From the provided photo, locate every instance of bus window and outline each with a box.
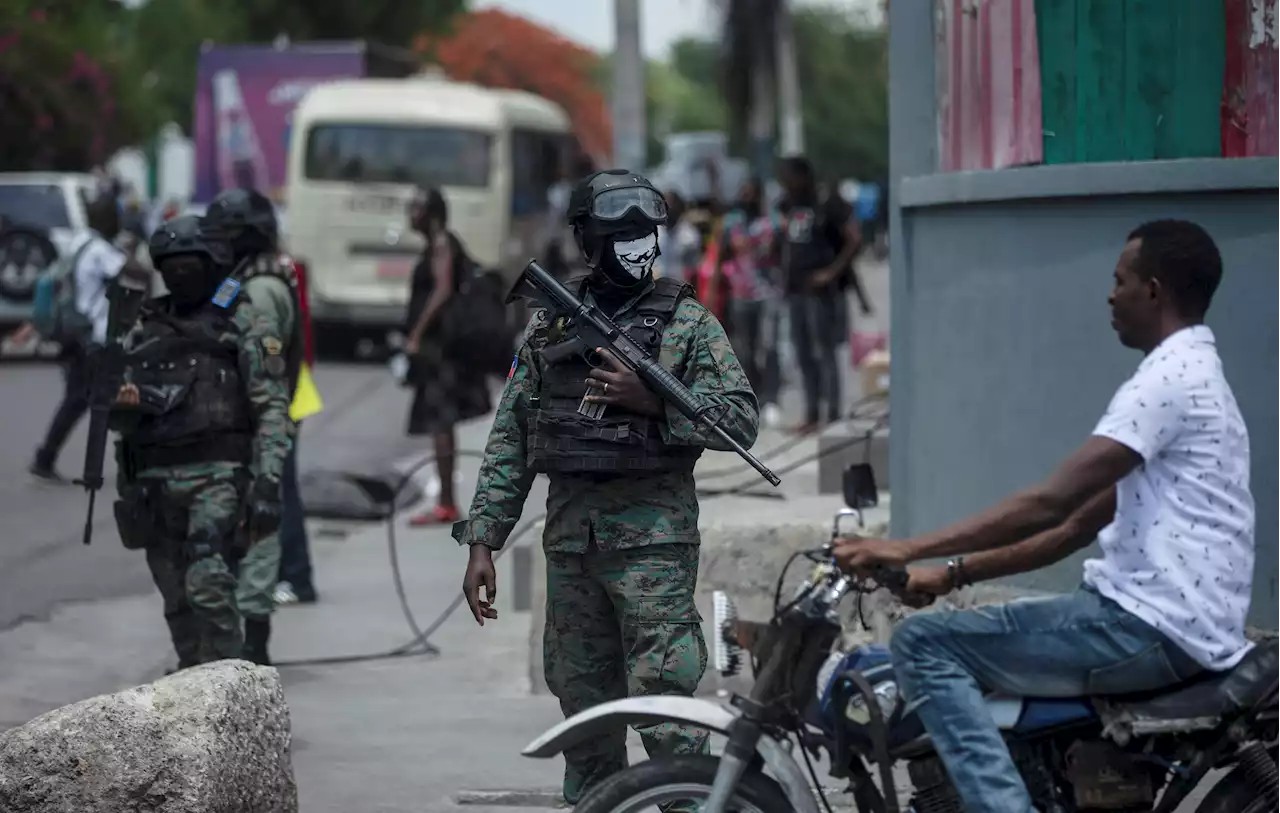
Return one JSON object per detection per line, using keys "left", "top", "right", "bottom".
{"left": 511, "top": 129, "right": 566, "bottom": 217}
{"left": 304, "top": 124, "right": 494, "bottom": 188}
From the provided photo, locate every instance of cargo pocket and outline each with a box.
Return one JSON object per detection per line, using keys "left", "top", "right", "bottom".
{"left": 625, "top": 594, "right": 708, "bottom": 697}
{"left": 1086, "top": 643, "right": 1183, "bottom": 696}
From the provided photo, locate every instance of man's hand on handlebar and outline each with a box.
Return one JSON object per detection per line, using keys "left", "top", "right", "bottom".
{"left": 833, "top": 535, "right": 911, "bottom": 575}
{"left": 834, "top": 536, "right": 940, "bottom": 607}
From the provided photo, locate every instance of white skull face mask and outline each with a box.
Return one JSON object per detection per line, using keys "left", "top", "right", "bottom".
{"left": 611, "top": 233, "right": 659, "bottom": 279}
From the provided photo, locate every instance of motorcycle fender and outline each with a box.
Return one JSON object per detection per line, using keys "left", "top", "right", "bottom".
{"left": 522, "top": 697, "right": 821, "bottom": 813}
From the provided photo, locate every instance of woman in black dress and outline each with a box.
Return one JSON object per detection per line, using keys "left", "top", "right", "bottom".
{"left": 403, "top": 187, "right": 492, "bottom": 525}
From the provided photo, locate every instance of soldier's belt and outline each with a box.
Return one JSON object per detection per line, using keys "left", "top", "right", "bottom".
{"left": 129, "top": 434, "right": 253, "bottom": 470}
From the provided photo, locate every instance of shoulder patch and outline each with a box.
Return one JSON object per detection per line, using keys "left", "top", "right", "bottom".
{"left": 262, "top": 336, "right": 283, "bottom": 355}
{"left": 506, "top": 353, "right": 519, "bottom": 381}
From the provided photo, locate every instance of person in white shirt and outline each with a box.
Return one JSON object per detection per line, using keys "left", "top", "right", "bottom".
{"left": 835, "top": 219, "right": 1254, "bottom": 812}
{"left": 26, "top": 185, "right": 150, "bottom": 482}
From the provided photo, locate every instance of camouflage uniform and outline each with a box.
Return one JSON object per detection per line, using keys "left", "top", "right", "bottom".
{"left": 232, "top": 259, "right": 300, "bottom": 623}
{"left": 113, "top": 296, "right": 293, "bottom": 665}
{"left": 454, "top": 281, "right": 759, "bottom": 803}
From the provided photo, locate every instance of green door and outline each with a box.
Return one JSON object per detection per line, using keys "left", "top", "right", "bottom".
{"left": 1036, "top": 0, "right": 1226, "bottom": 164}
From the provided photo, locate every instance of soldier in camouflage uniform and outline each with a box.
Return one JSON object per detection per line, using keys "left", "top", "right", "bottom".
{"left": 457, "top": 170, "right": 759, "bottom": 808}
{"left": 110, "top": 215, "right": 292, "bottom": 669}
{"left": 204, "top": 188, "right": 305, "bottom": 666}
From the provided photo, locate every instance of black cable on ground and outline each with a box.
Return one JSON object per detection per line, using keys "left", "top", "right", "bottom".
{"left": 276, "top": 399, "right": 889, "bottom": 668}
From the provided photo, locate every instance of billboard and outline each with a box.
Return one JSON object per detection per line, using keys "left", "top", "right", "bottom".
{"left": 192, "top": 45, "right": 367, "bottom": 204}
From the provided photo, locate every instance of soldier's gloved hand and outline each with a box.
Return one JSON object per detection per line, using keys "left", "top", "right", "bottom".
{"left": 246, "top": 477, "right": 283, "bottom": 542}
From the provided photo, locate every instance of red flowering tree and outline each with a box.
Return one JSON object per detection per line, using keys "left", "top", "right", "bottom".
{"left": 415, "top": 9, "right": 613, "bottom": 163}
{"left": 0, "top": 3, "right": 154, "bottom": 171}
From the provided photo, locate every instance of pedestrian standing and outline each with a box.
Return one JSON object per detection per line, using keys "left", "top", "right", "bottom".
{"left": 777, "top": 156, "right": 861, "bottom": 433}
{"left": 27, "top": 184, "right": 149, "bottom": 481}
{"left": 112, "top": 216, "right": 292, "bottom": 670}
{"left": 204, "top": 188, "right": 315, "bottom": 663}
{"left": 723, "top": 177, "right": 784, "bottom": 427}
{"left": 458, "top": 169, "right": 760, "bottom": 812}
{"left": 403, "top": 187, "right": 493, "bottom": 526}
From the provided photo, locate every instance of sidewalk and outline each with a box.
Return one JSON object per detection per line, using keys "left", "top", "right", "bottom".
{"left": 271, "top": 430, "right": 846, "bottom": 812}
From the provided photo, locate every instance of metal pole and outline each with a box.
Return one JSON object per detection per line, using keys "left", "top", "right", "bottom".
{"left": 611, "top": 0, "right": 647, "bottom": 172}
{"left": 748, "top": 25, "right": 777, "bottom": 179}
{"left": 775, "top": 0, "right": 805, "bottom": 156}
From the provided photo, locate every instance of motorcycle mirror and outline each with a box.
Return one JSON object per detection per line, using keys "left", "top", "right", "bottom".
{"left": 843, "top": 462, "right": 878, "bottom": 510}
{"left": 832, "top": 508, "right": 864, "bottom": 540}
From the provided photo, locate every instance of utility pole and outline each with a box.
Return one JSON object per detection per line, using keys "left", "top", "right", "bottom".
{"left": 775, "top": 0, "right": 805, "bottom": 156}
{"left": 611, "top": 0, "right": 647, "bottom": 172}
{"left": 748, "top": 24, "right": 777, "bottom": 179}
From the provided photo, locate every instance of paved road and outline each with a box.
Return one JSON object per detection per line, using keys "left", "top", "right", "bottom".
{"left": 0, "top": 257, "right": 889, "bottom": 726}
{"left": 0, "top": 361, "right": 415, "bottom": 633}
{"left": 0, "top": 256, "right": 890, "bottom": 634}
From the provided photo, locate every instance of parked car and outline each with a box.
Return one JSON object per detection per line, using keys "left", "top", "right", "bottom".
{"left": 0, "top": 173, "right": 100, "bottom": 331}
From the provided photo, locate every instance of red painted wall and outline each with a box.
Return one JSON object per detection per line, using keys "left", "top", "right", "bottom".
{"left": 1223, "top": 0, "right": 1279, "bottom": 157}
{"left": 937, "top": 0, "right": 1045, "bottom": 172}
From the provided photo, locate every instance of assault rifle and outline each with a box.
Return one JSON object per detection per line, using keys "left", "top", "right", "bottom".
{"left": 507, "top": 259, "right": 780, "bottom": 487}
{"left": 76, "top": 277, "right": 148, "bottom": 545}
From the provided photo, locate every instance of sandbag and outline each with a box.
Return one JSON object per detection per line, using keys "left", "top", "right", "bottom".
{"left": 299, "top": 468, "right": 425, "bottom": 521}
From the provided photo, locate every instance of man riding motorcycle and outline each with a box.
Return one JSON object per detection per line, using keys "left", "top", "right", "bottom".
{"left": 836, "top": 219, "right": 1256, "bottom": 812}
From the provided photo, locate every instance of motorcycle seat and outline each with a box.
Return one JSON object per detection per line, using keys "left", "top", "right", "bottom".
{"left": 1101, "top": 637, "right": 1278, "bottom": 722}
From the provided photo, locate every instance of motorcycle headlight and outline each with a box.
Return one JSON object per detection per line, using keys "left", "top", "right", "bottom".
{"left": 712, "top": 590, "right": 743, "bottom": 678}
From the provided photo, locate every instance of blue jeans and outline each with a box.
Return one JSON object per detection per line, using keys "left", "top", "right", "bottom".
{"left": 276, "top": 434, "right": 312, "bottom": 591}
{"left": 890, "top": 585, "right": 1203, "bottom": 813}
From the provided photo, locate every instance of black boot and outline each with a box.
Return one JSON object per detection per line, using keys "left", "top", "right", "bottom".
{"left": 242, "top": 617, "right": 272, "bottom": 666}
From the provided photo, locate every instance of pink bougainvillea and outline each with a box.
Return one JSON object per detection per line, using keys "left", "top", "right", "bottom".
{"left": 0, "top": 9, "right": 137, "bottom": 171}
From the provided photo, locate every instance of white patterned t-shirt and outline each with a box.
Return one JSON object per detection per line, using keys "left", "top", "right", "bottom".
{"left": 1083, "top": 326, "right": 1255, "bottom": 671}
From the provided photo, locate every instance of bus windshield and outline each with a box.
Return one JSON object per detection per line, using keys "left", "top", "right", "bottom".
{"left": 303, "top": 124, "right": 493, "bottom": 188}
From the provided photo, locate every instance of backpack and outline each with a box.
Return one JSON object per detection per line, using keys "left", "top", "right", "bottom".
{"left": 31, "top": 237, "right": 95, "bottom": 346}
{"left": 438, "top": 253, "right": 517, "bottom": 377}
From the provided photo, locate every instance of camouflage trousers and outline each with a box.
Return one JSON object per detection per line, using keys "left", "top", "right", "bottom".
{"left": 235, "top": 531, "right": 280, "bottom": 620}
{"left": 138, "top": 467, "right": 247, "bottom": 666}
{"left": 543, "top": 543, "right": 709, "bottom": 805}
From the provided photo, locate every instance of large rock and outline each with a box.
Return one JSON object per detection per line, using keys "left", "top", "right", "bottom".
{"left": 0, "top": 660, "right": 297, "bottom": 813}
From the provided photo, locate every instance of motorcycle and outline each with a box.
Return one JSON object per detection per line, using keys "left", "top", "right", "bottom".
{"left": 522, "top": 502, "right": 1279, "bottom": 813}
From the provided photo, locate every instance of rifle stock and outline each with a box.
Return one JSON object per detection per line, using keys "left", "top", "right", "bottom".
{"left": 76, "top": 278, "right": 147, "bottom": 545}
{"left": 509, "top": 260, "right": 780, "bottom": 487}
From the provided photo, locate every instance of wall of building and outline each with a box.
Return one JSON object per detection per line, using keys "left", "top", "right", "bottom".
{"left": 889, "top": 2, "right": 1279, "bottom": 627}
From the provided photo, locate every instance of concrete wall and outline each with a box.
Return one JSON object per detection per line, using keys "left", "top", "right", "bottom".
{"left": 888, "top": 2, "right": 1280, "bottom": 627}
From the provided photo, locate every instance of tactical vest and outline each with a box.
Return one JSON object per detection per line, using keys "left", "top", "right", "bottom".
{"left": 234, "top": 253, "right": 304, "bottom": 399}
{"left": 122, "top": 300, "right": 254, "bottom": 470}
{"left": 526, "top": 277, "right": 704, "bottom": 477}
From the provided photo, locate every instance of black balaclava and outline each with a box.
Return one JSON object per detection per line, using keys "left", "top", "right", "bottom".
{"left": 149, "top": 215, "right": 233, "bottom": 312}
{"left": 159, "top": 255, "right": 222, "bottom": 312}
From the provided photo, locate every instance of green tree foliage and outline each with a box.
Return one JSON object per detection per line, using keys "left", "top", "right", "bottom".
{"left": 792, "top": 7, "right": 887, "bottom": 182}
{"left": 0, "top": 0, "right": 158, "bottom": 171}
{"left": 707, "top": 1, "right": 888, "bottom": 181}
{"left": 124, "top": 0, "right": 463, "bottom": 135}
{"left": 1, "top": 0, "right": 466, "bottom": 171}
{"left": 214, "top": 0, "right": 464, "bottom": 49}
{"left": 121, "top": 0, "right": 245, "bottom": 133}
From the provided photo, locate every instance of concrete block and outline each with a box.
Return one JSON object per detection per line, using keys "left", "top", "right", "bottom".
{"left": 510, "top": 545, "right": 533, "bottom": 612}
{"left": 527, "top": 530, "right": 548, "bottom": 696}
{"left": 817, "top": 424, "right": 890, "bottom": 495}
{"left": 525, "top": 496, "right": 893, "bottom": 698}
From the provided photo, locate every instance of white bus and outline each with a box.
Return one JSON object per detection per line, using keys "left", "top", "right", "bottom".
{"left": 284, "top": 72, "right": 575, "bottom": 342}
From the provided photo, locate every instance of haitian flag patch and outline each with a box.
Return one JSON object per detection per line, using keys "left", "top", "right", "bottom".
{"left": 506, "top": 354, "right": 519, "bottom": 381}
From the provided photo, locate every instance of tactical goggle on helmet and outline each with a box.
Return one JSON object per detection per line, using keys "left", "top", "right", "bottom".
{"left": 590, "top": 184, "right": 668, "bottom": 223}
